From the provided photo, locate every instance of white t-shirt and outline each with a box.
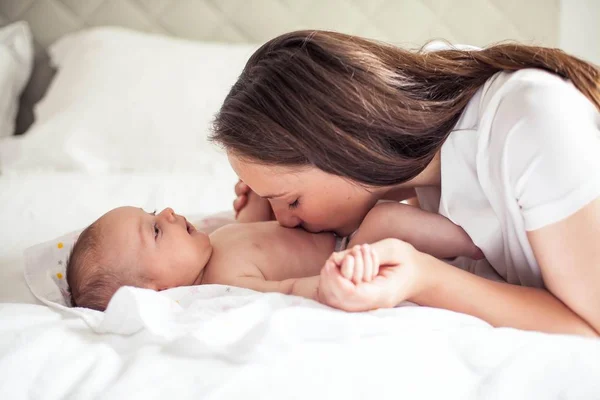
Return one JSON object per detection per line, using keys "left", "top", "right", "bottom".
{"left": 416, "top": 69, "right": 600, "bottom": 288}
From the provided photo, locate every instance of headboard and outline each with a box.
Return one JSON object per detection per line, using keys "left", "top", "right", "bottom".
{"left": 0, "top": 0, "right": 560, "bottom": 133}
{"left": 1, "top": 0, "right": 560, "bottom": 49}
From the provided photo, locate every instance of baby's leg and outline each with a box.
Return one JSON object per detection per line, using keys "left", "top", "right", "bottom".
{"left": 348, "top": 202, "right": 483, "bottom": 260}
{"left": 236, "top": 191, "right": 274, "bottom": 223}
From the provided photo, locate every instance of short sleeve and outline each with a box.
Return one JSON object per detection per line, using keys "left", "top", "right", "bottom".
{"left": 490, "top": 73, "right": 600, "bottom": 231}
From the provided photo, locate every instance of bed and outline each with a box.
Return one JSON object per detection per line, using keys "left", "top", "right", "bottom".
{"left": 1, "top": 1, "right": 600, "bottom": 399}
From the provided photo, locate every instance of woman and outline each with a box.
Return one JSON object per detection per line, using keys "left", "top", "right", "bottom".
{"left": 210, "top": 31, "right": 600, "bottom": 337}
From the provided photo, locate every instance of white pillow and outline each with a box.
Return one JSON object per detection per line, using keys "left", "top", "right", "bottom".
{"left": 0, "top": 27, "right": 257, "bottom": 173}
{"left": 0, "top": 21, "right": 33, "bottom": 138}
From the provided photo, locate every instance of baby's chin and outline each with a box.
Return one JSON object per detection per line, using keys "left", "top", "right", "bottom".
{"left": 192, "top": 230, "right": 211, "bottom": 247}
{"left": 195, "top": 233, "right": 213, "bottom": 262}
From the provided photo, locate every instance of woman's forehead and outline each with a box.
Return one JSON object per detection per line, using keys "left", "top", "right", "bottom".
{"left": 228, "top": 153, "right": 308, "bottom": 183}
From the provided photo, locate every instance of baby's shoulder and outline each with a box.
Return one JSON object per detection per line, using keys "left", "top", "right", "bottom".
{"left": 202, "top": 222, "right": 280, "bottom": 284}
{"left": 210, "top": 220, "right": 281, "bottom": 247}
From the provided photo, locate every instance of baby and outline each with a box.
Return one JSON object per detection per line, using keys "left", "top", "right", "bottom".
{"left": 67, "top": 193, "right": 483, "bottom": 311}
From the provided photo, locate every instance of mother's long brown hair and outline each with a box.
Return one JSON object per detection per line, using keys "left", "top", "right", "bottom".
{"left": 211, "top": 30, "right": 600, "bottom": 186}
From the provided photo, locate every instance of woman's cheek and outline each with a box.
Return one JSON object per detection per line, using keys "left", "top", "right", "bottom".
{"left": 305, "top": 201, "right": 331, "bottom": 220}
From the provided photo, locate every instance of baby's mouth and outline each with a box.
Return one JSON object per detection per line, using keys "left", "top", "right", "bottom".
{"left": 185, "top": 220, "right": 196, "bottom": 235}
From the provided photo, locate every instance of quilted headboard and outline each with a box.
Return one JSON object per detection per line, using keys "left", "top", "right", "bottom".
{"left": 0, "top": 0, "right": 560, "bottom": 49}
{"left": 0, "top": 0, "right": 560, "bottom": 134}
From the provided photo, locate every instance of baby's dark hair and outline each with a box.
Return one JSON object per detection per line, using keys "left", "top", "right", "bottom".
{"left": 66, "top": 221, "right": 137, "bottom": 311}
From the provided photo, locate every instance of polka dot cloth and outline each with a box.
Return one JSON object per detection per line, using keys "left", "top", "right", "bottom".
{"left": 23, "top": 230, "right": 81, "bottom": 307}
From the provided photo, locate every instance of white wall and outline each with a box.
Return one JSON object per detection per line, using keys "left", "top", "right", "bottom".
{"left": 559, "top": 0, "right": 600, "bottom": 64}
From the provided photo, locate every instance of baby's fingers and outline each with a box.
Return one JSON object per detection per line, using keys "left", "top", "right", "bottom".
{"left": 330, "top": 248, "right": 351, "bottom": 265}
{"left": 362, "top": 244, "right": 373, "bottom": 282}
{"left": 372, "top": 246, "right": 380, "bottom": 277}
{"left": 233, "top": 195, "right": 248, "bottom": 213}
{"left": 351, "top": 246, "right": 364, "bottom": 284}
{"left": 234, "top": 180, "right": 250, "bottom": 196}
{"left": 341, "top": 254, "right": 355, "bottom": 280}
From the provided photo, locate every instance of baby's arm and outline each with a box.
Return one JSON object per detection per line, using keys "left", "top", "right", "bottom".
{"left": 208, "top": 252, "right": 321, "bottom": 300}
{"left": 227, "top": 275, "right": 320, "bottom": 300}
{"left": 349, "top": 202, "right": 483, "bottom": 260}
{"left": 236, "top": 191, "right": 274, "bottom": 223}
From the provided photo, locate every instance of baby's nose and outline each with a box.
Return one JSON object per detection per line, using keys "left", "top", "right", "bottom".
{"left": 158, "top": 207, "right": 176, "bottom": 222}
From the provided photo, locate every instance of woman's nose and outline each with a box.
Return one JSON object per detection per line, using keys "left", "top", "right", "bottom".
{"left": 272, "top": 207, "right": 301, "bottom": 228}
{"left": 158, "top": 207, "right": 176, "bottom": 223}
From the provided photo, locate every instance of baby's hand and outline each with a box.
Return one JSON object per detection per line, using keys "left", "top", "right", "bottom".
{"left": 318, "top": 239, "right": 421, "bottom": 312}
{"left": 236, "top": 187, "right": 274, "bottom": 223}
{"left": 317, "top": 240, "right": 401, "bottom": 311}
{"left": 334, "top": 244, "right": 380, "bottom": 284}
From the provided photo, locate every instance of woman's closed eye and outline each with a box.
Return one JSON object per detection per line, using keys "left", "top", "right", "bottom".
{"left": 288, "top": 198, "right": 300, "bottom": 210}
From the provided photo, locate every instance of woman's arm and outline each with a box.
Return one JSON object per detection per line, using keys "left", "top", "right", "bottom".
{"left": 417, "top": 198, "right": 600, "bottom": 337}
{"left": 424, "top": 79, "right": 600, "bottom": 336}
{"left": 414, "top": 198, "right": 600, "bottom": 336}
{"left": 414, "top": 253, "right": 599, "bottom": 337}
{"left": 319, "top": 208, "right": 600, "bottom": 336}
{"left": 527, "top": 197, "right": 600, "bottom": 335}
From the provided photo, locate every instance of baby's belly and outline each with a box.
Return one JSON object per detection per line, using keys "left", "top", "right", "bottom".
{"left": 225, "top": 222, "right": 337, "bottom": 281}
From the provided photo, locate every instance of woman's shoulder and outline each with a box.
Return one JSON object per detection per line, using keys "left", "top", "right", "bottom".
{"left": 500, "top": 68, "right": 570, "bottom": 87}
{"left": 478, "top": 68, "right": 599, "bottom": 201}
{"left": 476, "top": 68, "right": 598, "bottom": 148}
{"left": 455, "top": 69, "right": 590, "bottom": 135}
{"left": 484, "top": 69, "right": 597, "bottom": 119}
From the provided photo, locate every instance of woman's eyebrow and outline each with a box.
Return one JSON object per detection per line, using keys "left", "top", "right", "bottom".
{"left": 261, "top": 192, "right": 288, "bottom": 199}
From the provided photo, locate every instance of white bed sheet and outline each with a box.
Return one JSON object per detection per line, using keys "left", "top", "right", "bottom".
{"left": 1, "top": 171, "right": 600, "bottom": 400}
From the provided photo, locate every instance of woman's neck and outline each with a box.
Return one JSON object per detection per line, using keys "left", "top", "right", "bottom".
{"left": 413, "top": 151, "right": 441, "bottom": 187}
{"left": 376, "top": 151, "right": 441, "bottom": 200}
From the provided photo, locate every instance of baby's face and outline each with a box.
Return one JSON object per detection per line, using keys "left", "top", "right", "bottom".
{"left": 98, "top": 206, "right": 212, "bottom": 290}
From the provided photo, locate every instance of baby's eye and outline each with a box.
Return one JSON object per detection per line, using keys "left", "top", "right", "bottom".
{"left": 288, "top": 199, "right": 300, "bottom": 210}
{"left": 154, "top": 224, "right": 160, "bottom": 239}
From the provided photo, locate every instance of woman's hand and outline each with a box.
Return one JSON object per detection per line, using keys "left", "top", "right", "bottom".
{"left": 317, "top": 239, "right": 427, "bottom": 312}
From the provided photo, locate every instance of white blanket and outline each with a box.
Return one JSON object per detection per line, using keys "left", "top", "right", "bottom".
{"left": 1, "top": 285, "right": 600, "bottom": 399}
{"left": 1, "top": 172, "right": 600, "bottom": 399}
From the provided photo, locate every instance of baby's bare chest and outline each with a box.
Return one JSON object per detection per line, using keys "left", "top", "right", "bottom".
{"left": 209, "top": 222, "right": 336, "bottom": 281}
